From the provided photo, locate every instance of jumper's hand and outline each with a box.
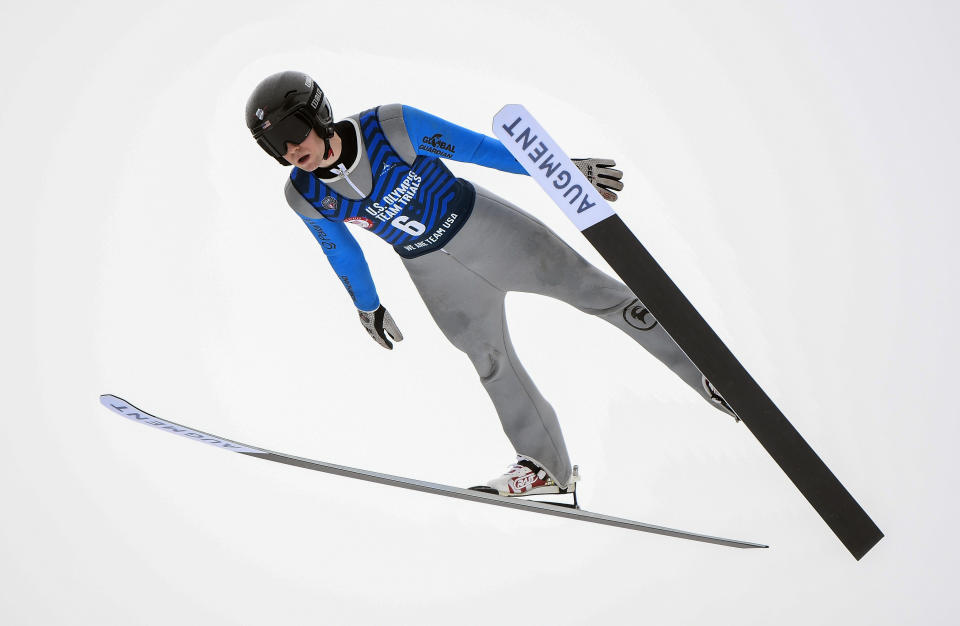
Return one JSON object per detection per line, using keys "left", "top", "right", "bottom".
{"left": 359, "top": 305, "right": 404, "bottom": 350}
{"left": 572, "top": 158, "right": 624, "bottom": 202}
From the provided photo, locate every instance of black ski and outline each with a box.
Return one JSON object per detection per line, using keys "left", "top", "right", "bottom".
{"left": 493, "top": 104, "right": 882, "bottom": 560}
{"left": 100, "top": 394, "right": 767, "bottom": 550}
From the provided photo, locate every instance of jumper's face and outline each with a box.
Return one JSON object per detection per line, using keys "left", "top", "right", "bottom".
{"left": 282, "top": 128, "right": 326, "bottom": 170}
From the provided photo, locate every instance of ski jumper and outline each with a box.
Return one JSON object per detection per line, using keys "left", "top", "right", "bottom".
{"left": 284, "top": 104, "right": 722, "bottom": 485}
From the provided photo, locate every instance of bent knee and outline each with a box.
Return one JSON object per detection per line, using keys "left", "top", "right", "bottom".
{"left": 578, "top": 291, "right": 639, "bottom": 317}
{"left": 470, "top": 348, "right": 504, "bottom": 382}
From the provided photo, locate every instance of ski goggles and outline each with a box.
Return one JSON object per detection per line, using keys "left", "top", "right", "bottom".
{"left": 252, "top": 109, "right": 315, "bottom": 159}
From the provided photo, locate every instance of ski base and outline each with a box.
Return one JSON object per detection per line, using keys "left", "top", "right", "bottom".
{"left": 100, "top": 394, "right": 767, "bottom": 551}
{"left": 469, "top": 485, "right": 580, "bottom": 509}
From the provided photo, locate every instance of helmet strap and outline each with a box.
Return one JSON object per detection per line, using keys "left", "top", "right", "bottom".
{"left": 316, "top": 121, "right": 336, "bottom": 161}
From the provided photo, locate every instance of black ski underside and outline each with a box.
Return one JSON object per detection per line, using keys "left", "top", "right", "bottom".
{"left": 582, "top": 216, "right": 883, "bottom": 560}
{"left": 100, "top": 394, "right": 766, "bottom": 550}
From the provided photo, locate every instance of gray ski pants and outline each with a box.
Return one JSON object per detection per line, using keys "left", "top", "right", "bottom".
{"left": 401, "top": 185, "right": 718, "bottom": 486}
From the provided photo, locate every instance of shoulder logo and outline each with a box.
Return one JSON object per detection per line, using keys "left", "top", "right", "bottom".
{"left": 321, "top": 196, "right": 337, "bottom": 210}
{"left": 418, "top": 133, "right": 456, "bottom": 157}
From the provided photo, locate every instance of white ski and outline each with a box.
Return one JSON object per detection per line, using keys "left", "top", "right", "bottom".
{"left": 100, "top": 394, "right": 766, "bottom": 550}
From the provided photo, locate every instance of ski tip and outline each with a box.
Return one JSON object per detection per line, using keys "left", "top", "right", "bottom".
{"left": 100, "top": 393, "right": 134, "bottom": 410}
{"left": 494, "top": 103, "right": 523, "bottom": 115}
{"left": 492, "top": 103, "right": 528, "bottom": 127}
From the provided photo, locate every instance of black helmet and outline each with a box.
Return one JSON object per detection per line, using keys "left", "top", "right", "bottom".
{"left": 245, "top": 71, "right": 334, "bottom": 165}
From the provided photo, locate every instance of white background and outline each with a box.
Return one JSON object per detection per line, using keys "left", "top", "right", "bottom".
{"left": 3, "top": 1, "right": 958, "bottom": 623}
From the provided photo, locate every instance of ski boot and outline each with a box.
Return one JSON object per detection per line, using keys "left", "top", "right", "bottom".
{"left": 470, "top": 457, "right": 580, "bottom": 508}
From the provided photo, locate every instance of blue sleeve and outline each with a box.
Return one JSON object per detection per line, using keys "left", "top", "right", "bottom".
{"left": 401, "top": 105, "right": 529, "bottom": 176}
{"left": 299, "top": 216, "right": 380, "bottom": 311}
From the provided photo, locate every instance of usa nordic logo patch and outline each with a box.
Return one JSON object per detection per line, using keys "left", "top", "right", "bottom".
{"left": 344, "top": 216, "right": 374, "bottom": 229}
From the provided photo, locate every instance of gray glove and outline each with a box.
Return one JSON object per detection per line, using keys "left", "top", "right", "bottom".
{"left": 572, "top": 158, "right": 624, "bottom": 202}
{"left": 358, "top": 305, "right": 404, "bottom": 350}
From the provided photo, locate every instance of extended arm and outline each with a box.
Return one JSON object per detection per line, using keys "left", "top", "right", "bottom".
{"left": 285, "top": 180, "right": 403, "bottom": 349}
{"left": 298, "top": 216, "right": 404, "bottom": 349}
{"left": 298, "top": 215, "right": 380, "bottom": 311}
{"left": 392, "top": 105, "right": 624, "bottom": 200}
{"left": 402, "top": 105, "right": 529, "bottom": 174}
